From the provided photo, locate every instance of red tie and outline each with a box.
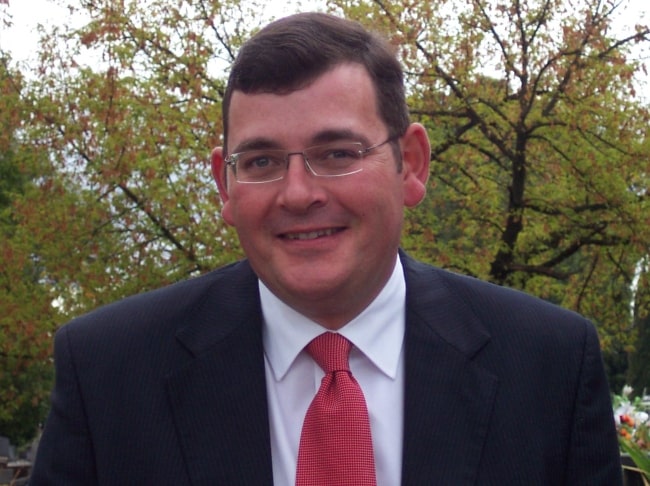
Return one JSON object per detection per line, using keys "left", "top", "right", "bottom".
{"left": 296, "top": 332, "right": 377, "bottom": 486}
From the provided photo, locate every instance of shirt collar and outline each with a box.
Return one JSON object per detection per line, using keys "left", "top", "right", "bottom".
{"left": 261, "top": 256, "right": 406, "bottom": 381}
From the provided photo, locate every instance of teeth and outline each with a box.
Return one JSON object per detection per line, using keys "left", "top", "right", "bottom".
{"left": 285, "top": 228, "right": 338, "bottom": 240}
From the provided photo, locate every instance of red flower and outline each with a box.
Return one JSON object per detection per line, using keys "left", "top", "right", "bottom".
{"left": 621, "top": 414, "right": 636, "bottom": 427}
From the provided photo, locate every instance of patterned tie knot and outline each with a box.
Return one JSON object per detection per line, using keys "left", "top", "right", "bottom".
{"left": 306, "top": 332, "right": 352, "bottom": 374}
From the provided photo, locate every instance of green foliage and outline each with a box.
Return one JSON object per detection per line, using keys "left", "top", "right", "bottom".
{"left": 0, "top": 361, "right": 53, "bottom": 447}
{"left": 0, "top": 55, "right": 57, "bottom": 446}
{"left": 20, "top": 0, "right": 253, "bottom": 310}
{"left": 620, "top": 438, "right": 650, "bottom": 484}
{"left": 629, "top": 268, "right": 650, "bottom": 393}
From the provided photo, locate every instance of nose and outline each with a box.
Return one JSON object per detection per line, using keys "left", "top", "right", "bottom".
{"left": 277, "top": 153, "right": 327, "bottom": 212}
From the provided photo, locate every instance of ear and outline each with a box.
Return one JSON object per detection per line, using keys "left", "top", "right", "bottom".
{"left": 210, "top": 147, "right": 235, "bottom": 226}
{"left": 400, "top": 123, "right": 431, "bottom": 207}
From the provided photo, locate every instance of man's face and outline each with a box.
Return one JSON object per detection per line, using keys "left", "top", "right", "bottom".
{"left": 212, "top": 63, "right": 429, "bottom": 329}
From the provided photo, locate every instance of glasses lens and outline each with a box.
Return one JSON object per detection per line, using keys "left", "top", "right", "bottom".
{"left": 305, "top": 142, "right": 363, "bottom": 176}
{"left": 235, "top": 150, "right": 286, "bottom": 182}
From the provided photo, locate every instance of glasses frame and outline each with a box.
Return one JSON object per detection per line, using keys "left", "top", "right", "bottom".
{"left": 225, "top": 136, "right": 398, "bottom": 184}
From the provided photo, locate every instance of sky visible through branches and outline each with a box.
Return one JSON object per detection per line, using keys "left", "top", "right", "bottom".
{"left": 1, "top": 0, "right": 648, "bottom": 96}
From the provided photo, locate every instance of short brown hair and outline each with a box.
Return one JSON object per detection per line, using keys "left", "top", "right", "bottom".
{"left": 221, "top": 12, "right": 410, "bottom": 156}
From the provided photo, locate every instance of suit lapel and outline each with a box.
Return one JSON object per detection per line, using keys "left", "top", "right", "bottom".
{"left": 400, "top": 254, "right": 498, "bottom": 486}
{"left": 162, "top": 255, "right": 499, "bottom": 485}
{"left": 165, "top": 261, "right": 273, "bottom": 486}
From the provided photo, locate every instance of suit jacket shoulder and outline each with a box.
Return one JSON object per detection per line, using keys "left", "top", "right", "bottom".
{"left": 399, "top": 252, "right": 622, "bottom": 485}
{"left": 62, "top": 259, "right": 256, "bottom": 347}
{"left": 31, "top": 259, "right": 274, "bottom": 486}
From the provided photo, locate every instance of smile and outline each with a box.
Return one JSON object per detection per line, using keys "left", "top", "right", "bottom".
{"left": 283, "top": 228, "right": 342, "bottom": 240}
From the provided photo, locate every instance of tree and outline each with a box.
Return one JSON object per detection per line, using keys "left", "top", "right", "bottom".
{"left": 333, "top": 0, "right": 650, "bottom": 354}
{"left": 12, "top": 0, "right": 290, "bottom": 315}
{"left": 628, "top": 259, "right": 650, "bottom": 393}
{"left": 0, "top": 55, "right": 55, "bottom": 446}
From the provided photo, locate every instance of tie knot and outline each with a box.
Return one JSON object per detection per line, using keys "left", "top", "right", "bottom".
{"left": 306, "top": 333, "right": 352, "bottom": 373}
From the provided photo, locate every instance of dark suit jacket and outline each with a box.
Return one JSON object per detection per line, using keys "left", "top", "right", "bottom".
{"left": 30, "top": 253, "right": 622, "bottom": 485}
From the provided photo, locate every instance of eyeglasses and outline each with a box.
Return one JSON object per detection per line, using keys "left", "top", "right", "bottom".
{"left": 225, "top": 137, "right": 397, "bottom": 184}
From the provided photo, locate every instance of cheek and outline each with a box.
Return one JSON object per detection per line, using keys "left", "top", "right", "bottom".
{"left": 220, "top": 200, "right": 235, "bottom": 226}
{"left": 223, "top": 190, "right": 272, "bottom": 230}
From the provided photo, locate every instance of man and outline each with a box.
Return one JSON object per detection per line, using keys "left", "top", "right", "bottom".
{"left": 31, "top": 12, "right": 622, "bottom": 485}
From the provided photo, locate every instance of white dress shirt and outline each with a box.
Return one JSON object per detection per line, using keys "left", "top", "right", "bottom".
{"left": 261, "top": 256, "right": 406, "bottom": 486}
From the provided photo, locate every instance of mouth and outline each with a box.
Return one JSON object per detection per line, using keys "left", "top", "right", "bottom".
{"left": 282, "top": 227, "right": 344, "bottom": 241}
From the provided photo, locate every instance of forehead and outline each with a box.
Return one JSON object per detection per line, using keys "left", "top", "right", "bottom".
{"left": 226, "top": 63, "right": 385, "bottom": 151}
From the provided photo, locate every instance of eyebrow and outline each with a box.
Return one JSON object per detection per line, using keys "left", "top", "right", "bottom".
{"left": 310, "top": 129, "right": 370, "bottom": 146}
{"left": 231, "top": 129, "right": 371, "bottom": 154}
{"left": 231, "top": 138, "right": 282, "bottom": 153}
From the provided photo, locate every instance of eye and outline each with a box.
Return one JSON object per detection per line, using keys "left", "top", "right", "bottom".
{"left": 309, "top": 144, "right": 363, "bottom": 171}
{"left": 322, "top": 147, "right": 359, "bottom": 160}
{"left": 248, "top": 157, "right": 271, "bottom": 168}
{"left": 240, "top": 153, "right": 283, "bottom": 171}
